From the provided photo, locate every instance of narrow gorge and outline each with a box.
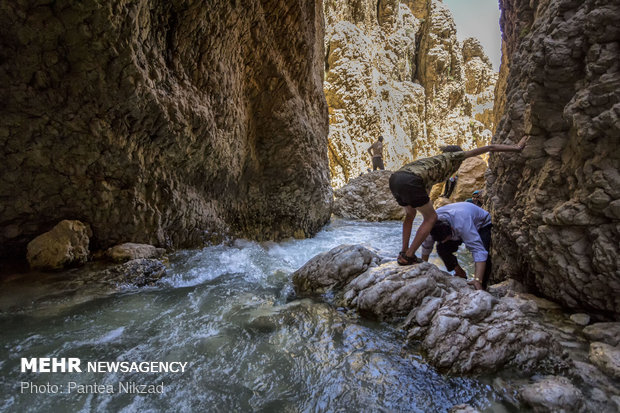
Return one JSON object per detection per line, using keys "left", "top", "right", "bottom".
{"left": 0, "top": 0, "right": 618, "bottom": 412}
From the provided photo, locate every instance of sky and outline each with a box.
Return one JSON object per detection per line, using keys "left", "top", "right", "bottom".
{"left": 443, "top": 0, "right": 502, "bottom": 70}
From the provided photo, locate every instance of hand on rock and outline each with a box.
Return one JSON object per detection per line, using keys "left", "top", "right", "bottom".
{"left": 517, "top": 135, "right": 530, "bottom": 150}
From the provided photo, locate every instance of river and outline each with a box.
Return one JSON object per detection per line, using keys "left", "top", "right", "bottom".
{"left": 0, "top": 218, "right": 508, "bottom": 412}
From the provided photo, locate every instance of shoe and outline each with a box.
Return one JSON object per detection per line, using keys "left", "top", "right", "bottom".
{"left": 398, "top": 251, "right": 422, "bottom": 265}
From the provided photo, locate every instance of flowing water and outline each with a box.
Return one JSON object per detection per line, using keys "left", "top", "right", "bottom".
{"left": 0, "top": 218, "right": 505, "bottom": 413}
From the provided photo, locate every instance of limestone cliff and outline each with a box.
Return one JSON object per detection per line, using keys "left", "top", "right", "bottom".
{"left": 324, "top": 0, "right": 497, "bottom": 187}
{"left": 0, "top": 0, "right": 332, "bottom": 259}
{"left": 489, "top": 0, "right": 620, "bottom": 317}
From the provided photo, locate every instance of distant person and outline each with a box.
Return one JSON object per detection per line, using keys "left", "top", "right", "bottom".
{"left": 466, "top": 190, "right": 483, "bottom": 207}
{"left": 441, "top": 174, "right": 458, "bottom": 198}
{"left": 421, "top": 202, "right": 492, "bottom": 290}
{"left": 367, "top": 136, "right": 384, "bottom": 171}
{"left": 388, "top": 137, "right": 528, "bottom": 266}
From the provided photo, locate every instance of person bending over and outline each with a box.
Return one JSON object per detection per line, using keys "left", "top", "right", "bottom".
{"left": 388, "top": 137, "right": 528, "bottom": 266}
{"left": 421, "top": 202, "right": 492, "bottom": 290}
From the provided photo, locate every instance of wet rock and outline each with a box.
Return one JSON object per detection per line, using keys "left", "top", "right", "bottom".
{"left": 26, "top": 220, "right": 92, "bottom": 271}
{"left": 489, "top": 0, "right": 620, "bottom": 316}
{"left": 105, "top": 243, "right": 166, "bottom": 263}
{"left": 1, "top": 0, "right": 331, "bottom": 258}
{"left": 292, "top": 244, "right": 382, "bottom": 294}
{"left": 569, "top": 313, "right": 590, "bottom": 326}
{"left": 99, "top": 259, "right": 166, "bottom": 288}
{"left": 589, "top": 342, "right": 620, "bottom": 379}
{"left": 294, "top": 244, "right": 566, "bottom": 375}
{"left": 449, "top": 404, "right": 480, "bottom": 413}
{"left": 570, "top": 361, "right": 620, "bottom": 412}
{"left": 518, "top": 376, "right": 585, "bottom": 413}
{"left": 333, "top": 170, "right": 405, "bottom": 221}
{"left": 583, "top": 322, "right": 620, "bottom": 347}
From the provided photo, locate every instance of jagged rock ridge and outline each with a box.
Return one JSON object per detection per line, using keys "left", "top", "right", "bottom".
{"left": 324, "top": 0, "right": 497, "bottom": 187}
{"left": 0, "top": 1, "right": 332, "bottom": 259}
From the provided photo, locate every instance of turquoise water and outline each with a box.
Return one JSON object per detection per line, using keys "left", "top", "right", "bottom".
{"left": 0, "top": 218, "right": 494, "bottom": 413}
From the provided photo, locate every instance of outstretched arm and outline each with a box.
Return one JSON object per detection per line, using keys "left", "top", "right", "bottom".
{"left": 464, "top": 136, "right": 529, "bottom": 158}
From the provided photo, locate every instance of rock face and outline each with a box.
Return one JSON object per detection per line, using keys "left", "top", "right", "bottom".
{"left": 293, "top": 244, "right": 565, "bottom": 375}
{"left": 488, "top": 0, "right": 620, "bottom": 316}
{"left": 324, "top": 0, "right": 497, "bottom": 187}
{"left": 0, "top": 1, "right": 331, "bottom": 260}
{"left": 26, "top": 220, "right": 91, "bottom": 270}
{"left": 333, "top": 170, "right": 405, "bottom": 221}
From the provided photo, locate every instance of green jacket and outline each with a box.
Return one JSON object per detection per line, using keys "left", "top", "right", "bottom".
{"left": 398, "top": 152, "right": 466, "bottom": 192}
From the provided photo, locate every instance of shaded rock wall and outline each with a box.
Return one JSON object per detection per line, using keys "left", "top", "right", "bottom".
{"left": 0, "top": 0, "right": 332, "bottom": 259}
{"left": 489, "top": 0, "right": 620, "bottom": 316}
{"left": 324, "top": 0, "right": 497, "bottom": 187}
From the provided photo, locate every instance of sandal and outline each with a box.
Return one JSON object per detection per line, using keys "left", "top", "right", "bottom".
{"left": 398, "top": 251, "right": 422, "bottom": 266}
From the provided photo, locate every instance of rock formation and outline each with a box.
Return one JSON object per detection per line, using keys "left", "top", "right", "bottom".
{"left": 332, "top": 170, "right": 405, "bottom": 221}
{"left": 324, "top": 0, "right": 498, "bottom": 187}
{"left": 0, "top": 0, "right": 332, "bottom": 261}
{"left": 293, "top": 244, "right": 566, "bottom": 375}
{"left": 488, "top": 0, "right": 620, "bottom": 317}
{"left": 26, "top": 220, "right": 91, "bottom": 270}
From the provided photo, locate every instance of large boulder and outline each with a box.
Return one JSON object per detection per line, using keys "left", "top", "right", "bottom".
{"left": 293, "top": 244, "right": 566, "bottom": 375}
{"left": 489, "top": 0, "right": 620, "bottom": 315}
{"left": 332, "top": 170, "right": 404, "bottom": 221}
{"left": 26, "top": 220, "right": 91, "bottom": 270}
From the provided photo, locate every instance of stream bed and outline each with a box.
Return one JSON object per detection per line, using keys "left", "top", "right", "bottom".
{"left": 0, "top": 218, "right": 511, "bottom": 412}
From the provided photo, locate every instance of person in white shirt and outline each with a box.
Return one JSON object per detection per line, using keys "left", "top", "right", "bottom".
{"left": 420, "top": 202, "right": 492, "bottom": 290}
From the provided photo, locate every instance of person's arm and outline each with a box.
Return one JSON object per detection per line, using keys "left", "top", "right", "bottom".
{"left": 368, "top": 142, "right": 376, "bottom": 157}
{"left": 463, "top": 135, "right": 529, "bottom": 158}
{"left": 422, "top": 254, "right": 430, "bottom": 262}
{"left": 471, "top": 262, "right": 486, "bottom": 290}
{"left": 421, "top": 235, "right": 434, "bottom": 259}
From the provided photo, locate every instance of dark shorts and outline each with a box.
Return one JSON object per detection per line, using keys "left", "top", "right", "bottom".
{"left": 372, "top": 157, "right": 384, "bottom": 170}
{"left": 388, "top": 171, "right": 430, "bottom": 208}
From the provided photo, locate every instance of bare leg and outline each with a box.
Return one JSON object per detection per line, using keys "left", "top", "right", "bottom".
{"left": 404, "top": 201, "right": 437, "bottom": 258}
{"left": 401, "top": 206, "right": 416, "bottom": 253}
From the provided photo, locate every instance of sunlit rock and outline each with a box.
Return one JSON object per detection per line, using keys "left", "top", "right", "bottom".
{"left": 105, "top": 243, "right": 166, "bottom": 263}
{"left": 324, "top": 0, "right": 497, "bottom": 188}
{"left": 293, "top": 244, "right": 566, "bottom": 375}
{"left": 26, "top": 220, "right": 91, "bottom": 271}
{"left": 333, "top": 170, "right": 405, "bottom": 221}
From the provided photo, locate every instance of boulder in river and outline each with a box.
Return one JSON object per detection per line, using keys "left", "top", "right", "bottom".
{"left": 293, "top": 244, "right": 566, "bottom": 375}
{"left": 26, "top": 220, "right": 92, "bottom": 271}
{"left": 518, "top": 376, "right": 585, "bottom": 413}
{"left": 105, "top": 243, "right": 166, "bottom": 263}
{"left": 99, "top": 259, "right": 166, "bottom": 288}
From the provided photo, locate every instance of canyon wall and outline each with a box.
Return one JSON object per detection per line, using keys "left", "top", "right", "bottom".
{"left": 0, "top": 0, "right": 332, "bottom": 259}
{"left": 324, "top": 0, "right": 497, "bottom": 187}
{"left": 489, "top": 0, "right": 620, "bottom": 317}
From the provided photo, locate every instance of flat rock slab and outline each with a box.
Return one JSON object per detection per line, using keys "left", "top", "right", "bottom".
{"left": 518, "top": 376, "right": 585, "bottom": 413}
{"left": 293, "top": 244, "right": 566, "bottom": 375}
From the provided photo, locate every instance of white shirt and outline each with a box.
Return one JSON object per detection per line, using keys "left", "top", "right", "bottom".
{"left": 421, "top": 202, "right": 491, "bottom": 262}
